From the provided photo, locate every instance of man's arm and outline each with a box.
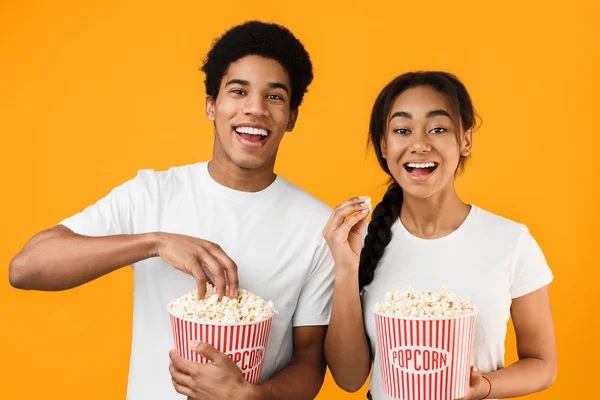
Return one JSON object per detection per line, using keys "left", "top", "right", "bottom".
{"left": 9, "top": 225, "right": 159, "bottom": 291}
{"left": 252, "top": 325, "right": 327, "bottom": 399}
{"left": 9, "top": 225, "right": 239, "bottom": 298}
{"left": 169, "top": 325, "right": 327, "bottom": 400}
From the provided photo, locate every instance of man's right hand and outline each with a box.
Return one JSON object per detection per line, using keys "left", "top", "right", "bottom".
{"left": 154, "top": 233, "right": 239, "bottom": 299}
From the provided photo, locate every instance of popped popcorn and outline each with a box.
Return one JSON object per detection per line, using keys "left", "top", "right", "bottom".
{"left": 374, "top": 285, "right": 477, "bottom": 318}
{"left": 168, "top": 284, "right": 278, "bottom": 324}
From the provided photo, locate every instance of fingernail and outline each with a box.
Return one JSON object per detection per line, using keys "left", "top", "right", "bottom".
{"left": 358, "top": 196, "right": 369, "bottom": 200}
{"left": 361, "top": 209, "right": 369, "bottom": 214}
{"left": 189, "top": 340, "right": 200, "bottom": 348}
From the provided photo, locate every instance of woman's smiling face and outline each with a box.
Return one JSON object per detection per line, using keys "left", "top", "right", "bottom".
{"left": 381, "top": 85, "right": 472, "bottom": 199}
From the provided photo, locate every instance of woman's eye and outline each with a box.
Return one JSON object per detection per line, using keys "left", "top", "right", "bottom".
{"left": 430, "top": 127, "right": 446, "bottom": 134}
{"left": 394, "top": 128, "right": 410, "bottom": 135}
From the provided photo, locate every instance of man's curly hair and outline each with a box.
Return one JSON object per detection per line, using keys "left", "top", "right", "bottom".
{"left": 201, "top": 21, "right": 313, "bottom": 110}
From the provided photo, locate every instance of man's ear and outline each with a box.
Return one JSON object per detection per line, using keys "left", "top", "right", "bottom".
{"left": 286, "top": 109, "right": 298, "bottom": 132}
{"left": 206, "top": 95, "right": 216, "bottom": 121}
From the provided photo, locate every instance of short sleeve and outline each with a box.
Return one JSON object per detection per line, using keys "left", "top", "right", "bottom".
{"left": 60, "top": 170, "right": 156, "bottom": 236}
{"left": 292, "top": 237, "right": 336, "bottom": 326}
{"left": 509, "top": 226, "right": 553, "bottom": 299}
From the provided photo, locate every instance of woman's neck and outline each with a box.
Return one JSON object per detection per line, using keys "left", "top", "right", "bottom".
{"left": 400, "top": 185, "right": 471, "bottom": 239}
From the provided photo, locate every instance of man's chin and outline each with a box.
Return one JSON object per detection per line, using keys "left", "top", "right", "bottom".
{"left": 231, "top": 157, "right": 271, "bottom": 171}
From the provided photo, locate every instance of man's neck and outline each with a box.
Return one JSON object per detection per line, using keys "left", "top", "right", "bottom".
{"left": 207, "top": 159, "right": 277, "bottom": 192}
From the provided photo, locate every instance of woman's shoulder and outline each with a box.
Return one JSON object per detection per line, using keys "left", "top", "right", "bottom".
{"left": 469, "top": 205, "right": 530, "bottom": 239}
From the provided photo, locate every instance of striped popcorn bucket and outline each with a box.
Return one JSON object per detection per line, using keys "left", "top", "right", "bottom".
{"left": 374, "top": 312, "right": 477, "bottom": 400}
{"left": 168, "top": 311, "right": 273, "bottom": 384}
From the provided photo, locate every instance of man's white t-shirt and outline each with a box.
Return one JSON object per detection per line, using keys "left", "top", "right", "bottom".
{"left": 60, "top": 162, "right": 335, "bottom": 400}
{"left": 361, "top": 206, "right": 553, "bottom": 400}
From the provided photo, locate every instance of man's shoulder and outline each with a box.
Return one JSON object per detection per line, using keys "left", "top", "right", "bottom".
{"left": 133, "top": 162, "right": 207, "bottom": 187}
{"left": 278, "top": 178, "right": 332, "bottom": 219}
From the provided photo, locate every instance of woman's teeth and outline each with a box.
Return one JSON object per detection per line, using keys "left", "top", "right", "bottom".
{"left": 406, "top": 162, "right": 437, "bottom": 168}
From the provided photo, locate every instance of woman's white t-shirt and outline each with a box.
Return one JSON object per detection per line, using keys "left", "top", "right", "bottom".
{"left": 361, "top": 206, "right": 553, "bottom": 400}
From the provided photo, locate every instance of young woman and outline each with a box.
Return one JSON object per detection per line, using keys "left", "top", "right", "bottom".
{"left": 323, "top": 71, "right": 557, "bottom": 400}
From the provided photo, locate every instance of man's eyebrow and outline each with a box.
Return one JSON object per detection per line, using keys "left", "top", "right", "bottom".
{"left": 224, "top": 79, "right": 250, "bottom": 87}
{"left": 268, "top": 82, "right": 289, "bottom": 93}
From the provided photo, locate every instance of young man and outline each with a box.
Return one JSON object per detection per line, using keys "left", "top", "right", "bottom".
{"left": 9, "top": 21, "right": 334, "bottom": 400}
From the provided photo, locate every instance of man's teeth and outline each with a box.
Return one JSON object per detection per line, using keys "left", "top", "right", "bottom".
{"left": 235, "top": 127, "right": 268, "bottom": 136}
{"left": 406, "top": 162, "right": 437, "bottom": 168}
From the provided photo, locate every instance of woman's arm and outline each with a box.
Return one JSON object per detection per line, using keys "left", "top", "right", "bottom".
{"left": 322, "top": 197, "right": 373, "bottom": 392}
{"left": 467, "top": 285, "right": 557, "bottom": 399}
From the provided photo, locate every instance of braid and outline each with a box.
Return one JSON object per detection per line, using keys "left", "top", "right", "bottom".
{"left": 358, "top": 184, "right": 403, "bottom": 290}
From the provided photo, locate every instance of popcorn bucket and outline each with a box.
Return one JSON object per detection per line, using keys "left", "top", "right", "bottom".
{"left": 374, "top": 312, "right": 477, "bottom": 400}
{"left": 168, "top": 311, "right": 273, "bottom": 384}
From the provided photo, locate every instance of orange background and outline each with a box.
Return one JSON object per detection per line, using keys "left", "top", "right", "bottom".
{"left": 1, "top": 0, "right": 598, "bottom": 398}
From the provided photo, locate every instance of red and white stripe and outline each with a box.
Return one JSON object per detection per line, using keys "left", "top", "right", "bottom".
{"left": 169, "top": 314, "right": 273, "bottom": 384}
{"left": 375, "top": 313, "right": 476, "bottom": 400}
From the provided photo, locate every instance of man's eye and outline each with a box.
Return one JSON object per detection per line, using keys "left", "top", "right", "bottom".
{"left": 231, "top": 89, "right": 245, "bottom": 95}
{"left": 267, "top": 94, "right": 283, "bottom": 100}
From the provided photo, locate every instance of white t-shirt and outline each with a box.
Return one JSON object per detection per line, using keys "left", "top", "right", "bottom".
{"left": 60, "top": 161, "right": 335, "bottom": 400}
{"left": 361, "top": 205, "right": 553, "bottom": 400}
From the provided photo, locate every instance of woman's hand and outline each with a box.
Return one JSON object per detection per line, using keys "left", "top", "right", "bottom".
{"left": 322, "top": 196, "right": 371, "bottom": 273}
{"left": 455, "top": 366, "right": 491, "bottom": 400}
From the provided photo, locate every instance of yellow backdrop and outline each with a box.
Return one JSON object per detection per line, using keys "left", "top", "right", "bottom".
{"left": 1, "top": 0, "right": 598, "bottom": 398}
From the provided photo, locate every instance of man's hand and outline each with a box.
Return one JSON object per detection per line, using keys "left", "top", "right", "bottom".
{"left": 169, "top": 341, "right": 258, "bottom": 400}
{"left": 155, "top": 233, "right": 239, "bottom": 299}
